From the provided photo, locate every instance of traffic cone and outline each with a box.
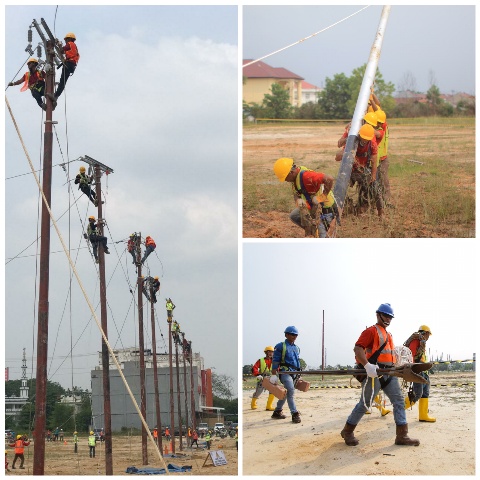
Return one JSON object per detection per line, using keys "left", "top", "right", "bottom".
{"left": 64, "top": 440, "right": 67, "bottom": 445}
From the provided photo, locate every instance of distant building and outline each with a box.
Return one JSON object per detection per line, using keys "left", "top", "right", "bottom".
{"left": 90, "top": 347, "right": 214, "bottom": 431}
{"left": 395, "top": 90, "right": 475, "bottom": 106}
{"left": 243, "top": 59, "right": 304, "bottom": 107}
{"left": 295, "top": 81, "right": 322, "bottom": 106}
{"left": 5, "top": 348, "right": 30, "bottom": 422}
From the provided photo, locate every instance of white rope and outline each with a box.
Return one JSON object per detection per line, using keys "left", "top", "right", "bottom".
{"left": 5, "top": 95, "right": 170, "bottom": 474}
{"left": 243, "top": 6, "right": 370, "bottom": 68}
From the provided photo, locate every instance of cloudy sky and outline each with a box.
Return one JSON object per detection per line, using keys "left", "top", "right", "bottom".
{"left": 4, "top": 6, "right": 238, "bottom": 394}
{"left": 243, "top": 241, "right": 478, "bottom": 370}
{"left": 243, "top": 5, "right": 475, "bottom": 95}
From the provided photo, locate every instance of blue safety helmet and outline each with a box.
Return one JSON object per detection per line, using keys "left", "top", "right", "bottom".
{"left": 284, "top": 326, "right": 299, "bottom": 335}
{"left": 376, "top": 303, "right": 394, "bottom": 318}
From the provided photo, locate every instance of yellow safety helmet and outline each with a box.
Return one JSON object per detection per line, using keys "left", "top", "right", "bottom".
{"left": 88, "top": 215, "right": 95, "bottom": 221}
{"left": 375, "top": 109, "right": 386, "bottom": 123}
{"left": 79, "top": 166, "right": 86, "bottom": 173}
{"left": 27, "top": 57, "right": 38, "bottom": 64}
{"left": 16, "top": 434, "right": 22, "bottom": 439}
{"left": 65, "top": 33, "right": 76, "bottom": 40}
{"left": 4, "top": 450, "right": 7, "bottom": 455}
{"left": 273, "top": 157, "right": 294, "bottom": 182}
{"left": 363, "top": 112, "right": 378, "bottom": 127}
{"left": 418, "top": 325, "right": 432, "bottom": 335}
{"left": 154, "top": 276, "right": 159, "bottom": 280}
{"left": 74, "top": 431, "right": 78, "bottom": 434}
{"left": 90, "top": 431, "right": 94, "bottom": 435}
{"left": 359, "top": 124, "right": 375, "bottom": 141}
{"left": 264, "top": 346, "right": 274, "bottom": 352}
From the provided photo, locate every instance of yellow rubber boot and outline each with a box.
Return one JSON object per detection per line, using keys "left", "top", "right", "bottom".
{"left": 265, "top": 394, "right": 275, "bottom": 411}
{"left": 374, "top": 395, "right": 391, "bottom": 416}
{"left": 251, "top": 397, "right": 258, "bottom": 410}
{"left": 404, "top": 396, "right": 415, "bottom": 410}
{"left": 419, "top": 398, "right": 436, "bottom": 422}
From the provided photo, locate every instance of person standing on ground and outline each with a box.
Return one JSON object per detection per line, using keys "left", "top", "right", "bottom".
{"left": 59, "top": 429, "right": 64, "bottom": 442}
{"left": 251, "top": 346, "right": 275, "bottom": 411}
{"left": 340, "top": 303, "right": 420, "bottom": 447}
{"left": 9, "top": 435, "right": 30, "bottom": 470}
{"left": 88, "top": 431, "right": 97, "bottom": 458}
{"left": 404, "top": 325, "right": 436, "bottom": 422}
{"left": 8, "top": 58, "right": 47, "bottom": 110}
{"left": 191, "top": 429, "right": 199, "bottom": 448}
{"left": 73, "top": 431, "right": 78, "bottom": 453}
{"left": 205, "top": 431, "right": 212, "bottom": 450}
{"left": 270, "top": 326, "right": 302, "bottom": 424}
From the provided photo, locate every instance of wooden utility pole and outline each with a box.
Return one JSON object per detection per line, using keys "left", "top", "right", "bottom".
{"left": 174, "top": 340, "right": 183, "bottom": 451}
{"left": 322, "top": 310, "right": 325, "bottom": 381}
{"left": 168, "top": 316, "right": 175, "bottom": 453}
{"left": 95, "top": 164, "right": 113, "bottom": 475}
{"left": 181, "top": 333, "right": 190, "bottom": 443}
{"left": 189, "top": 342, "right": 196, "bottom": 431}
{"left": 136, "top": 234, "right": 148, "bottom": 465}
{"left": 33, "top": 37, "right": 55, "bottom": 476}
{"left": 150, "top": 295, "right": 162, "bottom": 452}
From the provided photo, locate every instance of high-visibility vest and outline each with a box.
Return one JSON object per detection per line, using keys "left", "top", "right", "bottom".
{"left": 259, "top": 358, "right": 272, "bottom": 376}
{"left": 377, "top": 124, "right": 389, "bottom": 160}
{"left": 65, "top": 41, "right": 80, "bottom": 64}
{"left": 20, "top": 70, "right": 44, "bottom": 92}
{"left": 205, "top": 433, "right": 211, "bottom": 441}
{"left": 280, "top": 341, "right": 300, "bottom": 371}
{"left": 88, "top": 435, "right": 96, "bottom": 447}
{"left": 14, "top": 440, "right": 25, "bottom": 454}
{"left": 145, "top": 237, "right": 156, "bottom": 248}
{"left": 87, "top": 222, "right": 97, "bottom": 236}
{"left": 365, "top": 324, "right": 395, "bottom": 365}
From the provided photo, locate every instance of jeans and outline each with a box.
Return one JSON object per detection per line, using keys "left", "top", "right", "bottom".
{"left": 411, "top": 372, "right": 430, "bottom": 402}
{"left": 346, "top": 375, "right": 406, "bottom": 426}
{"left": 275, "top": 373, "right": 297, "bottom": 414}
{"left": 318, "top": 213, "right": 334, "bottom": 238}
{"left": 142, "top": 245, "right": 155, "bottom": 263}
{"left": 55, "top": 61, "right": 76, "bottom": 99}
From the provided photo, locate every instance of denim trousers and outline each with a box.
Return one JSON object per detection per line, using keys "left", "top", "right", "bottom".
{"left": 275, "top": 373, "right": 297, "bottom": 414}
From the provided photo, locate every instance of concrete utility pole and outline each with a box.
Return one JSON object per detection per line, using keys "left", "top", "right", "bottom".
{"left": 175, "top": 340, "right": 183, "bottom": 451}
{"left": 150, "top": 296, "right": 163, "bottom": 452}
{"left": 33, "top": 37, "right": 55, "bottom": 477}
{"left": 136, "top": 234, "right": 148, "bottom": 465}
{"left": 168, "top": 316, "right": 175, "bottom": 454}
{"left": 95, "top": 164, "right": 113, "bottom": 475}
{"left": 331, "top": 6, "right": 391, "bottom": 231}
{"left": 181, "top": 333, "right": 190, "bottom": 442}
{"left": 322, "top": 310, "right": 325, "bottom": 381}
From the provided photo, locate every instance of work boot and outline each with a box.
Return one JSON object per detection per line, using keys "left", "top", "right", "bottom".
{"left": 40, "top": 102, "right": 47, "bottom": 111}
{"left": 271, "top": 410, "right": 286, "bottom": 420}
{"left": 265, "top": 393, "right": 275, "bottom": 411}
{"left": 394, "top": 424, "right": 420, "bottom": 446}
{"left": 20, "top": 466, "right": 25, "bottom": 469}
{"left": 250, "top": 397, "right": 258, "bottom": 410}
{"left": 340, "top": 422, "right": 359, "bottom": 446}
{"left": 292, "top": 411, "right": 301, "bottom": 423}
{"left": 418, "top": 398, "right": 436, "bottom": 422}
{"left": 104, "top": 248, "right": 110, "bottom": 254}
{"left": 404, "top": 396, "right": 415, "bottom": 409}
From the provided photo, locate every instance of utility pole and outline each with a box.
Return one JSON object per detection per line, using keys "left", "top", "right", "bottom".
{"left": 181, "top": 333, "right": 190, "bottom": 444}
{"left": 136, "top": 233, "right": 148, "bottom": 465}
{"left": 189, "top": 342, "right": 196, "bottom": 432}
{"left": 150, "top": 295, "right": 162, "bottom": 453}
{"left": 168, "top": 315, "right": 175, "bottom": 454}
{"left": 33, "top": 34, "right": 55, "bottom": 476}
{"left": 322, "top": 310, "right": 325, "bottom": 381}
{"left": 174, "top": 339, "right": 183, "bottom": 451}
{"left": 95, "top": 163, "right": 113, "bottom": 475}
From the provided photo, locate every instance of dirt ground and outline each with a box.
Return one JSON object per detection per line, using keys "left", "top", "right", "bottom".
{"left": 243, "top": 123, "right": 475, "bottom": 238}
{"left": 6, "top": 435, "right": 238, "bottom": 476}
{"left": 242, "top": 371, "right": 475, "bottom": 476}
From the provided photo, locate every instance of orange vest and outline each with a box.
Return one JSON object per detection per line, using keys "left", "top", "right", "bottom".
{"left": 365, "top": 324, "right": 395, "bottom": 365}
{"left": 145, "top": 237, "right": 156, "bottom": 248}
{"left": 65, "top": 41, "right": 80, "bottom": 64}
{"left": 20, "top": 71, "right": 44, "bottom": 92}
{"left": 14, "top": 439, "right": 27, "bottom": 454}
{"left": 153, "top": 429, "right": 158, "bottom": 438}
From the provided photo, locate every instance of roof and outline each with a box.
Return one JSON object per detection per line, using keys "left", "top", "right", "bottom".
{"left": 243, "top": 59, "right": 303, "bottom": 80}
{"left": 301, "top": 81, "right": 321, "bottom": 90}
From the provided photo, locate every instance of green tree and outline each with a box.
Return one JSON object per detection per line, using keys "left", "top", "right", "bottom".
{"left": 242, "top": 364, "right": 253, "bottom": 375}
{"left": 317, "top": 73, "right": 351, "bottom": 119}
{"left": 426, "top": 84, "right": 442, "bottom": 115}
{"left": 262, "top": 83, "right": 293, "bottom": 119}
{"left": 75, "top": 399, "right": 93, "bottom": 433}
{"left": 213, "top": 396, "right": 238, "bottom": 422}
{"left": 50, "top": 403, "right": 75, "bottom": 431}
{"left": 211, "top": 373, "right": 235, "bottom": 401}
{"left": 299, "top": 358, "right": 307, "bottom": 370}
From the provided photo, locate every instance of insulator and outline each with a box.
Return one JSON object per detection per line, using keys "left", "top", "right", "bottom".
{"left": 36, "top": 45, "right": 42, "bottom": 58}
{"left": 28, "top": 28, "right": 33, "bottom": 43}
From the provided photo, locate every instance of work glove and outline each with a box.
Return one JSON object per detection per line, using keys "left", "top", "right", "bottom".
{"left": 296, "top": 198, "right": 305, "bottom": 208}
{"left": 364, "top": 363, "right": 379, "bottom": 378}
{"left": 256, "top": 375, "right": 263, "bottom": 382}
{"left": 269, "top": 375, "right": 278, "bottom": 385}
{"left": 8, "top": 82, "right": 14, "bottom": 86}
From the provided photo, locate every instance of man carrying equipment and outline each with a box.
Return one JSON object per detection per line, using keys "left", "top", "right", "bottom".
{"left": 340, "top": 303, "right": 420, "bottom": 447}
{"left": 250, "top": 346, "right": 275, "bottom": 411}
{"left": 404, "top": 325, "right": 436, "bottom": 422}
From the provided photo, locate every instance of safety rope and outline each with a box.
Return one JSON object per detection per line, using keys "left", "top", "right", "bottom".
{"left": 243, "top": 6, "right": 370, "bottom": 68}
{"left": 6, "top": 95, "right": 169, "bottom": 473}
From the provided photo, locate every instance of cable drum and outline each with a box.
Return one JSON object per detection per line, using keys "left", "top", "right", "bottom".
{"left": 394, "top": 345, "right": 413, "bottom": 366}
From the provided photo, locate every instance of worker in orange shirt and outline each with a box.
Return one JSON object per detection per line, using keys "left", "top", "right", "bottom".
{"left": 153, "top": 427, "right": 158, "bottom": 445}
{"left": 9, "top": 434, "right": 30, "bottom": 469}
{"left": 8, "top": 58, "right": 47, "bottom": 110}
{"left": 141, "top": 236, "right": 156, "bottom": 265}
{"left": 47, "top": 32, "right": 80, "bottom": 108}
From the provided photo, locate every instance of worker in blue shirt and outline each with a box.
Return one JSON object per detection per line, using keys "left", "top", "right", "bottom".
{"left": 269, "top": 326, "right": 302, "bottom": 424}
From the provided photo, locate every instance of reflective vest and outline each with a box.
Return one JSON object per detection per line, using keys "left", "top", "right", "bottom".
{"left": 153, "top": 429, "right": 158, "bottom": 438}
{"left": 145, "top": 237, "right": 156, "bottom": 248}
{"left": 166, "top": 302, "right": 174, "bottom": 311}
{"left": 20, "top": 70, "right": 44, "bottom": 92}
{"left": 280, "top": 341, "right": 300, "bottom": 371}
{"left": 87, "top": 222, "right": 97, "bottom": 236}
{"left": 259, "top": 358, "right": 272, "bottom": 376}
{"left": 78, "top": 172, "right": 90, "bottom": 186}
{"left": 88, "top": 435, "right": 96, "bottom": 447}
{"left": 14, "top": 440, "right": 26, "bottom": 454}
{"left": 205, "top": 433, "right": 211, "bottom": 441}
{"left": 65, "top": 41, "right": 80, "bottom": 64}
{"left": 377, "top": 124, "right": 389, "bottom": 161}
{"left": 365, "top": 324, "right": 395, "bottom": 365}
{"left": 73, "top": 434, "right": 78, "bottom": 443}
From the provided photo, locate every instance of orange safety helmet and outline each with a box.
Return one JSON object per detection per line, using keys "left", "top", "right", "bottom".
{"left": 359, "top": 124, "right": 375, "bottom": 141}
{"left": 64, "top": 33, "right": 76, "bottom": 40}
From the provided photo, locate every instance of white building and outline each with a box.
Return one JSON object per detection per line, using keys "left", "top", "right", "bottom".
{"left": 5, "top": 349, "right": 30, "bottom": 421}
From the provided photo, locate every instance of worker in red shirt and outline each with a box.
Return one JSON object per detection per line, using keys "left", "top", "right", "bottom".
{"left": 273, "top": 157, "right": 336, "bottom": 237}
{"left": 403, "top": 326, "right": 435, "bottom": 422}
{"left": 9, "top": 434, "right": 30, "bottom": 469}
{"left": 47, "top": 32, "right": 80, "bottom": 108}
{"left": 127, "top": 233, "right": 138, "bottom": 264}
{"left": 250, "top": 346, "right": 275, "bottom": 411}
{"left": 141, "top": 236, "right": 156, "bottom": 265}
{"left": 340, "top": 303, "right": 420, "bottom": 448}
{"left": 8, "top": 58, "right": 47, "bottom": 111}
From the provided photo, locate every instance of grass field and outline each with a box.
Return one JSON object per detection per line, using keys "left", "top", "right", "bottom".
{"left": 243, "top": 119, "right": 475, "bottom": 238}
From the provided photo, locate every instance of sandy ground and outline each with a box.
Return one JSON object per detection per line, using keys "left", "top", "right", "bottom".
{"left": 242, "top": 372, "right": 475, "bottom": 476}
{"left": 5, "top": 434, "right": 238, "bottom": 476}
